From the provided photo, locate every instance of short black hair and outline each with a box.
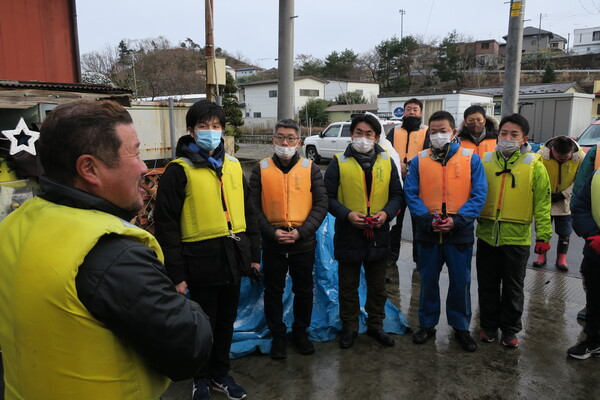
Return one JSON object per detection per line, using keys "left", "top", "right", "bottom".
{"left": 553, "top": 136, "right": 574, "bottom": 154}
{"left": 499, "top": 113, "right": 530, "bottom": 137}
{"left": 429, "top": 110, "right": 456, "bottom": 129}
{"left": 186, "top": 100, "right": 226, "bottom": 132}
{"left": 464, "top": 105, "right": 486, "bottom": 120}
{"left": 404, "top": 98, "right": 423, "bottom": 110}
{"left": 274, "top": 119, "right": 300, "bottom": 136}
{"left": 350, "top": 113, "right": 381, "bottom": 136}
{"left": 39, "top": 100, "right": 131, "bottom": 185}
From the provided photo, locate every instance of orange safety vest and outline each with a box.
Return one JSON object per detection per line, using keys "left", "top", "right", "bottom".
{"left": 595, "top": 144, "right": 600, "bottom": 171}
{"left": 260, "top": 157, "right": 313, "bottom": 228}
{"left": 418, "top": 147, "right": 473, "bottom": 214}
{"left": 460, "top": 138, "right": 497, "bottom": 158}
{"left": 393, "top": 126, "right": 428, "bottom": 164}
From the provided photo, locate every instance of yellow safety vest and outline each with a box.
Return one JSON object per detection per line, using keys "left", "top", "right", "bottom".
{"left": 592, "top": 169, "right": 600, "bottom": 228}
{"left": 480, "top": 151, "right": 541, "bottom": 224}
{"left": 168, "top": 155, "right": 246, "bottom": 242}
{"left": 335, "top": 151, "right": 392, "bottom": 216}
{"left": 0, "top": 196, "right": 170, "bottom": 400}
{"left": 0, "top": 157, "right": 18, "bottom": 182}
{"left": 540, "top": 145, "right": 583, "bottom": 193}
{"left": 418, "top": 147, "right": 473, "bottom": 214}
{"left": 260, "top": 157, "right": 312, "bottom": 228}
{"left": 393, "top": 126, "right": 428, "bottom": 163}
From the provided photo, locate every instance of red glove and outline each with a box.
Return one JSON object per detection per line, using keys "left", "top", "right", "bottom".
{"left": 587, "top": 235, "right": 600, "bottom": 255}
{"left": 534, "top": 242, "right": 551, "bottom": 255}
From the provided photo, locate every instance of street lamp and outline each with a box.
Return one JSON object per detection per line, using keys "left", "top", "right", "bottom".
{"left": 399, "top": 9, "right": 406, "bottom": 41}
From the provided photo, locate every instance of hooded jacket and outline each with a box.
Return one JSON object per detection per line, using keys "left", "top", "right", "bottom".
{"left": 457, "top": 115, "right": 499, "bottom": 156}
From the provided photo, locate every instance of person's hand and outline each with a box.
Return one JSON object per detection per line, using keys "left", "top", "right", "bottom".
{"left": 347, "top": 211, "right": 366, "bottom": 229}
{"left": 433, "top": 216, "right": 454, "bottom": 233}
{"left": 249, "top": 263, "right": 263, "bottom": 285}
{"left": 275, "top": 229, "right": 300, "bottom": 244}
{"left": 250, "top": 262, "right": 261, "bottom": 272}
{"left": 551, "top": 192, "right": 565, "bottom": 203}
{"left": 587, "top": 235, "right": 600, "bottom": 255}
{"left": 534, "top": 241, "right": 551, "bottom": 254}
{"left": 400, "top": 162, "right": 408, "bottom": 177}
{"left": 175, "top": 280, "right": 188, "bottom": 295}
{"left": 274, "top": 229, "right": 289, "bottom": 243}
{"left": 373, "top": 211, "right": 388, "bottom": 228}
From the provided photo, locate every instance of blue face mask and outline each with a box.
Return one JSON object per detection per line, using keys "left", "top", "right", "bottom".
{"left": 195, "top": 129, "right": 222, "bottom": 151}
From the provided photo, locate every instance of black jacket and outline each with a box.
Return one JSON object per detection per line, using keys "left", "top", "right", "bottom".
{"left": 457, "top": 116, "right": 499, "bottom": 146}
{"left": 249, "top": 153, "right": 328, "bottom": 254}
{"left": 154, "top": 135, "right": 261, "bottom": 287}
{"left": 324, "top": 144, "right": 404, "bottom": 262}
{"left": 38, "top": 177, "right": 213, "bottom": 382}
{"left": 572, "top": 174, "right": 600, "bottom": 261}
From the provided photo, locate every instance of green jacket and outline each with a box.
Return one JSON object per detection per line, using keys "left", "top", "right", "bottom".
{"left": 476, "top": 150, "right": 552, "bottom": 246}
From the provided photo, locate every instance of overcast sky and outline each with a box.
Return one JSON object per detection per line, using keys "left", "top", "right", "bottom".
{"left": 76, "top": 0, "right": 600, "bottom": 69}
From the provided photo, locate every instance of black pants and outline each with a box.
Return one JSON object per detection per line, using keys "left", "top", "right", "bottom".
{"left": 263, "top": 248, "right": 315, "bottom": 338}
{"left": 389, "top": 203, "right": 418, "bottom": 263}
{"left": 582, "top": 255, "right": 600, "bottom": 341}
{"left": 189, "top": 282, "right": 240, "bottom": 380}
{"left": 338, "top": 259, "right": 387, "bottom": 332}
{"left": 476, "top": 239, "right": 529, "bottom": 335}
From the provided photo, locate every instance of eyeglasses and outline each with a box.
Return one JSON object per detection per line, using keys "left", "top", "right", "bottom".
{"left": 466, "top": 118, "right": 485, "bottom": 124}
{"left": 274, "top": 135, "right": 299, "bottom": 144}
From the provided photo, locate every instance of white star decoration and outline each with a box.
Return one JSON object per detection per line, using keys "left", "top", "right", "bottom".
{"left": 1, "top": 118, "right": 40, "bottom": 156}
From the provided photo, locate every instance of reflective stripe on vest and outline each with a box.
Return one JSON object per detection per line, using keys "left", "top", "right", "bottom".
{"left": 592, "top": 169, "right": 600, "bottom": 228}
{"left": 418, "top": 147, "right": 473, "bottom": 214}
{"left": 260, "top": 157, "right": 313, "bottom": 228}
{"left": 336, "top": 151, "right": 391, "bottom": 215}
{"left": 393, "top": 126, "right": 427, "bottom": 163}
{"left": 168, "top": 155, "right": 246, "bottom": 242}
{"left": 596, "top": 143, "right": 600, "bottom": 171}
{"left": 0, "top": 196, "right": 170, "bottom": 399}
{"left": 480, "top": 152, "right": 540, "bottom": 223}
{"left": 460, "top": 138, "right": 497, "bottom": 158}
{"left": 540, "top": 145, "right": 583, "bottom": 193}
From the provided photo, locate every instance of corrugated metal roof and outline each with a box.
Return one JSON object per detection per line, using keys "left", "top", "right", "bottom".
{"left": 465, "top": 82, "right": 581, "bottom": 96}
{"left": 0, "top": 80, "right": 132, "bottom": 94}
{"left": 240, "top": 76, "right": 329, "bottom": 87}
{"left": 326, "top": 103, "right": 377, "bottom": 112}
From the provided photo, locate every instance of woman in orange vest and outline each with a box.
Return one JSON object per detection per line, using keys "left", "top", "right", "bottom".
{"left": 456, "top": 105, "right": 499, "bottom": 157}
{"left": 249, "top": 119, "right": 328, "bottom": 360}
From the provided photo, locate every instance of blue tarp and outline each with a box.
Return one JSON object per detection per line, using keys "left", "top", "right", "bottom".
{"left": 231, "top": 213, "right": 410, "bottom": 358}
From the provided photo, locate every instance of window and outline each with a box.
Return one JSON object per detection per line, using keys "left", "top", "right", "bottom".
{"left": 322, "top": 125, "right": 341, "bottom": 137}
{"left": 269, "top": 90, "right": 277, "bottom": 98}
{"left": 597, "top": 103, "right": 600, "bottom": 115}
{"left": 593, "top": 31, "right": 600, "bottom": 41}
{"left": 253, "top": 112, "right": 261, "bottom": 118}
{"left": 531, "top": 40, "right": 537, "bottom": 45}
{"left": 481, "top": 42, "right": 489, "bottom": 50}
{"left": 493, "top": 101, "right": 502, "bottom": 116}
{"left": 245, "top": 112, "right": 250, "bottom": 117}
{"left": 355, "top": 90, "right": 363, "bottom": 95}
{"left": 300, "top": 89, "right": 319, "bottom": 97}
{"left": 341, "top": 125, "right": 351, "bottom": 137}
{"left": 550, "top": 42, "right": 558, "bottom": 48}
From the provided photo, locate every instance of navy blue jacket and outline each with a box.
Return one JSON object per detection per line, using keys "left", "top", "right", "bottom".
{"left": 572, "top": 173, "right": 600, "bottom": 261}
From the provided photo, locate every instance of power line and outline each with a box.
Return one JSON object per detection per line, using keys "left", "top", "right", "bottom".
{"left": 423, "top": 0, "right": 436, "bottom": 39}
{"left": 578, "top": 0, "right": 596, "bottom": 14}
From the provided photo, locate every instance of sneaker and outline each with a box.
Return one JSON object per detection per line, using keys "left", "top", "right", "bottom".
{"left": 291, "top": 332, "right": 315, "bottom": 355}
{"left": 501, "top": 334, "right": 519, "bottom": 348}
{"left": 455, "top": 330, "right": 477, "bottom": 352}
{"left": 479, "top": 329, "right": 498, "bottom": 343}
{"left": 567, "top": 339, "right": 600, "bottom": 360}
{"left": 412, "top": 327, "right": 436, "bottom": 344}
{"left": 211, "top": 376, "right": 247, "bottom": 400}
{"left": 270, "top": 336, "right": 287, "bottom": 360}
{"left": 577, "top": 307, "right": 587, "bottom": 320}
{"left": 192, "top": 378, "right": 211, "bottom": 400}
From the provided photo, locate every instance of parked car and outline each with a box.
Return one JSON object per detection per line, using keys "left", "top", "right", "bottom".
{"left": 303, "top": 120, "right": 401, "bottom": 164}
{"left": 576, "top": 119, "right": 600, "bottom": 152}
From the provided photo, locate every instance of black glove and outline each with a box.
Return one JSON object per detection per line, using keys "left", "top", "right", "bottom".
{"left": 249, "top": 268, "right": 263, "bottom": 285}
{"left": 551, "top": 192, "right": 565, "bottom": 203}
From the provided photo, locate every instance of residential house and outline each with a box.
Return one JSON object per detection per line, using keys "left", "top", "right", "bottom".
{"left": 503, "top": 26, "right": 567, "bottom": 54}
{"left": 457, "top": 40, "right": 501, "bottom": 69}
{"left": 323, "top": 79, "right": 380, "bottom": 103}
{"left": 572, "top": 26, "right": 600, "bottom": 55}
{"left": 235, "top": 66, "right": 264, "bottom": 78}
{"left": 326, "top": 103, "right": 378, "bottom": 123}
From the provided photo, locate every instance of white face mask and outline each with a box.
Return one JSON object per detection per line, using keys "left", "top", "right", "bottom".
{"left": 274, "top": 145, "right": 297, "bottom": 160}
{"left": 430, "top": 132, "right": 452, "bottom": 149}
{"left": 496, "top": 138, "right": 520, "bottom": 157}
{"left": 351, "top": 137, "right": 375, "bottom": 153}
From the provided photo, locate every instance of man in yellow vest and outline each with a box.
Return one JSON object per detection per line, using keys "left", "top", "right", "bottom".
{"left": 404, "top": 111, "right": 488, "bottom": 352}
{"left": 568, "top": 169, "right": 600, "bottom": 359}
{"left": 477, "top": 113, "right": 552, "bottom": 349}
{"left": 457, "top": 105, "right": 499, "bottom": 157}
{"left": 325, "top": 113, "right": 403, "bottom": 349}
{"left": 249, "top": 119, "right": 328, "bottom": 360}
{"left": 154, "top": 100, "right": 261, "bottom": 400}
{"left": 386, "top": 98, "right": 430, "bottom": 267}
{"left": 534, "top": 136, "right": 584, "bottom": 271}
{"left": 0, "top": 100, "right": 213, "bottom": 400}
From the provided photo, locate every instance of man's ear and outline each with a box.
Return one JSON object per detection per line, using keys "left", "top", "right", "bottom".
{"left": 75, "top": 155, "right": 102, "bottom": 187}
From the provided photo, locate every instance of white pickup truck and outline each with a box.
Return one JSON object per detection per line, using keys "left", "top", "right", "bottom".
{"left": 302, "top": 120, "right": 400, "bottom": 164}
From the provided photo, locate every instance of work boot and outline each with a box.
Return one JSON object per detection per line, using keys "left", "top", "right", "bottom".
{"left": 454, "top": 329, "right": 477, "bottom": 352}
{"left": 339, "top": 330, "right": 358, "bottom": 349}
{"left": 412, "top": 327, "right": 436, "bottom": 344}
{"left": 291, "top": 331, "right": 315, "bottom": 355}
{"left": 367, "top": 328, "right": 395, "bottom": 346}
{"left": 556, "top": 236, "right": 570, "bottom": 271}
{"left": 270, "top": 336, "right": 287, "bottom": 360}
{"left": 533, "top": 253, "right": 546, "bottom": 267}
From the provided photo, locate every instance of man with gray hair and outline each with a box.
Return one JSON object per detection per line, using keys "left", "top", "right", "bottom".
{"left": 249, "top": 119, "right": 328, "bottom": 359}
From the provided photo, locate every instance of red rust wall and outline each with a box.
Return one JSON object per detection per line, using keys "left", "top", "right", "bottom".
{"left": 0, "top": 0, "right": 78, "bottom": 82}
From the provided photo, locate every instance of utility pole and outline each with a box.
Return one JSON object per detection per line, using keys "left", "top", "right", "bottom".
{"left": 205, "top": 0, "right": 217, "bottom": 103}
{"left": 537, "top": 13, "right": 541, "bottom": 54}
{"left": 277, "top": 0, "right": 295, "bottom": 121}
{"left": 502, "top": 0, "right": 525, "bottom": 116}
{"left": 399, "top": 9, "right": 406, "bottom": 41}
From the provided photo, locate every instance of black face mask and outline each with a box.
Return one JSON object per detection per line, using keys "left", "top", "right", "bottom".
{"left": 402, "top": 116, "right": 422, "bottom": 132}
